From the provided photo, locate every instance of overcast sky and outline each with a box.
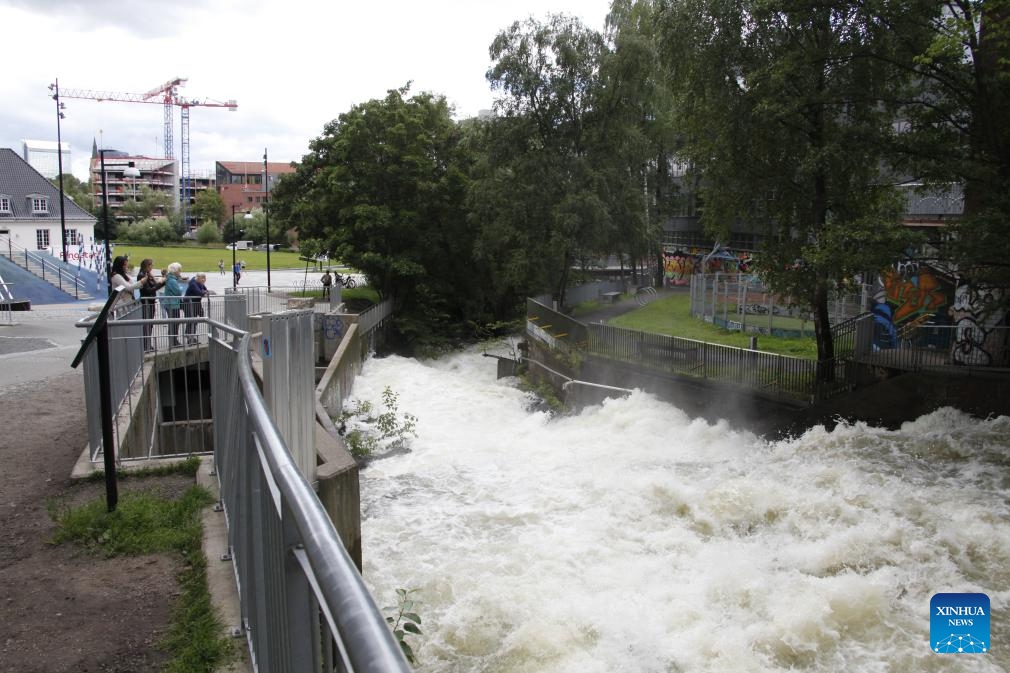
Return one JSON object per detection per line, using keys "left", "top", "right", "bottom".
{"left": 1, "top": 0, "right": 611, "bottom": 181}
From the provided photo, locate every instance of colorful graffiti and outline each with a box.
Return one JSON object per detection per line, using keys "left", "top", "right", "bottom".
{"left": 882, "top": 266, "right": 949, "bottom": 324}
{"left": 948, "top": 284, "right": 1007, "bottom": 366}
{"left": 662, "top": 247, "right": 753, "bottom": 286}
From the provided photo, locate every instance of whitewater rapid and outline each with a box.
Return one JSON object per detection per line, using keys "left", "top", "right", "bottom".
{"left": 354, "top": 347, "right": 1009, "bottom": 672}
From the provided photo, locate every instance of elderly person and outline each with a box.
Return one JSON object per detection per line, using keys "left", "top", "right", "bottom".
{"left": 163, "top": 263, "right": 185, "bottom": 347}
{"left": 183, "top": 272, "right": 211, "bottom": 343}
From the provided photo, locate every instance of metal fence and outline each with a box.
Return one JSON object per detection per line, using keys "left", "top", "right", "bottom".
{"left": 77, "top": 296, "right": 411, "bottom": 673}
{"left": 587, "top": 322, "right": 820, "bottom": 401}
{"left": 690, "top": 273, "right": 869, "bottom": 336}
{"left": 855, "top": 316, "right": 1010, "bottom": 372}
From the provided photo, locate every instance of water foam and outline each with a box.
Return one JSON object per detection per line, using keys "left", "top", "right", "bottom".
{"left": 355, "top": 348, "right": 1009, "bottom": 672}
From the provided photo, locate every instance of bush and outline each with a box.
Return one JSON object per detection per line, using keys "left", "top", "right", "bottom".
{"left": 195, "top": 222, "right": 222, "bottom": 245}
{"left": 118, "top": 218, "right": 180, "bottom": 245}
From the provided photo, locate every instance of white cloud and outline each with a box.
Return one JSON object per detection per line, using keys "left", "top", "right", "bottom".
{"left": 1, "top": 0, "right": 610, "bottom": 181}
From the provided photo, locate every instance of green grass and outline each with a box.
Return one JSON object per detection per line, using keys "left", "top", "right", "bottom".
{"left": 291, "top": 286, "right": 381, "bottom": 304}
{"left": 610, "top": 293, "right": 819, "bottom": 359}
{"left": 109, "top": 243, "right": 348, "bottom": 274}
{"left": 48, "top": 469, "right": 234, "bottom": 672}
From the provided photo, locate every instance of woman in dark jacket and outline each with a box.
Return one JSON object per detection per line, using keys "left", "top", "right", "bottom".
{"left": 137, "top": 258, "right": 165, "bottom": 351}
{"left": 183, "top": 272, "right": 210, "bottom": 344}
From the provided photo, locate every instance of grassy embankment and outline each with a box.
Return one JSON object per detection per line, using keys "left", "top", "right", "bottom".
{"left": 591, "top": 292, "right": 819, "bottom": 359}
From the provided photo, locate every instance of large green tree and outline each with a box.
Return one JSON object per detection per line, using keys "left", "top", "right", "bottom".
{"left": 474, "top": 15, "right": 619, "bottom": 307}
{"left": 659, "top": 0, "right": 921, "bottom": 377}
{"left": 271, "top": 86, "right": 483, "bottom": 350}
{"left": 50, "top": 174, "right": 94, "bottom": 214}
{"left": 894, "top": 0, "right": 1010, "bottom": 292}
{"left": 191, "top": 189, "right": 227, "bottom": 228}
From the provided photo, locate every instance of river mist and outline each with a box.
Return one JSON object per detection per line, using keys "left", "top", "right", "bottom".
{"left": 355, "top": 347, "right": 1009, "bottom": 673}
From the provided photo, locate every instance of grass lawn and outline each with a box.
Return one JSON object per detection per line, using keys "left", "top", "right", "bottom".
{"left": 108, "top": 244, "right": 349, "bottom": 274}
{"left": 609, "top": 293, "right": 819, "bottom": 359}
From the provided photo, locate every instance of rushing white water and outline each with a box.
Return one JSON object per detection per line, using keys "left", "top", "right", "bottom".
{"left": 354, "top": 347, "right": 1010, "bottom": 673}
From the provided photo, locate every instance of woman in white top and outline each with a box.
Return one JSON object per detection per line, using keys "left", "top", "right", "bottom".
{"left": 109, "top": 255, "right": 143, "bottom": 307}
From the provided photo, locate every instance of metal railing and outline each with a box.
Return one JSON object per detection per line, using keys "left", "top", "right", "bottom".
{"left": 1, "top": 241, "right": 91, "bottom": 299}
{"left": 588, "top": 322, "right": 819, "bottom": 401}
{"left": 76, "top": 295, "right": 411, "bottom": 673}
{"left": 855, "top": 317, "right": 1010, "bottom": 372}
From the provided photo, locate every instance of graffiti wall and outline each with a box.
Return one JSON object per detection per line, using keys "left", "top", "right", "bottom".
{"left": 872, "top": 261, "right": 1008, "bottom": 365}
{"left": 663, "top": 247, "right": 753, "bottom": 286}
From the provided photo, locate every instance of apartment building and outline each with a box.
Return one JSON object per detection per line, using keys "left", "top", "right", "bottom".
{"left": 216, "top": 160, "right": 296, "bottom": 215}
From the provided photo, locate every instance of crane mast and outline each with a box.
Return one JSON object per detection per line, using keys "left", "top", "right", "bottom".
{"left": 58, "top": 77, "right": 237, "bottom": 229}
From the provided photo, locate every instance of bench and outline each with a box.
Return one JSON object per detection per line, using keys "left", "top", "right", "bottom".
{"left": 601, "top": 291, "right": 621, "bottom": 304}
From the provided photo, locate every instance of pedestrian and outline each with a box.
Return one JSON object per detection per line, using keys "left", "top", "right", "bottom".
{"left": 137, "top": 258, "right": 165, "bottom": 351}
{"left": 233, "top": 260, "right": 242, "bottom": 285}
{"left": 163, "top": 262, "right": 184, "bottom": 346}
{"left": 109, "top": 255, "right": 143, "bottom": 309}
{"left": 218, "top": 259, "right": 225, "bottom": 275}
{"left": 320, "top": 269, "right": 333, "bottom": 299}
{"left": 183, "top": 272, "right": 211, "bottom": 344}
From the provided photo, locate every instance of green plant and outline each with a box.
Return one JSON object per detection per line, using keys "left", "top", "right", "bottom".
{"left": 48, "top": 484, "right": 233, "bottom": 671}
{"left": 384, "top": 588, "right": 422, "bottom": 665}
{"left": 339, "top": 387, "right": 418, "bottom": 458}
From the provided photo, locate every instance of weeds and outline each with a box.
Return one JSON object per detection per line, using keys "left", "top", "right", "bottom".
{"left": 48, "top": 482, "right": 233, "bottom": 672}
{"left": 384, "top": 588, "right": 423, "bottom": 665}
{"left": 340, "top": 386, "right": 418, "bottom": 458}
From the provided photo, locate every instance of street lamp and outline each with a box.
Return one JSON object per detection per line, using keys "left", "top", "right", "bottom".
{"left": 49, "top": 79, "right": 68, "bottom": 263}
{"left": 98, "top": 149, "right": 113, "bottom": 295}
{"left": 263, "top": 148, "right": 271, "bottom": 290}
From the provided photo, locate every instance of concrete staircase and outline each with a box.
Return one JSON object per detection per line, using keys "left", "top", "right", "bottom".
{"left": 0, "top": 249, "right": 95, "bottom": 302}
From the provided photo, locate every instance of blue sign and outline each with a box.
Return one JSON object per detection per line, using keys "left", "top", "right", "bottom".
{"left": 931, "top": 593, "right": 989, "bottom": 654}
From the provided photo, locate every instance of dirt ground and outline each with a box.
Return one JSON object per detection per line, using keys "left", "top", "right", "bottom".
{"left": 0, "top": 370, "right": 189, "bottom": 673}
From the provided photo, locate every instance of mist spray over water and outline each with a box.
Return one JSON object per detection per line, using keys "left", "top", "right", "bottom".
{"left": 355, "top": 348, "right": 1010, "bottom": 672}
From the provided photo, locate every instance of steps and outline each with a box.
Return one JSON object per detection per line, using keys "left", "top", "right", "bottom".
{"left": 0, "top": 250, "right": 94, "bottom": 301}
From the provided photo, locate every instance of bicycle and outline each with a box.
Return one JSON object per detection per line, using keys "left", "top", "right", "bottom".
{"left": 335, "top": 273, "right": 357, "bottom": 289}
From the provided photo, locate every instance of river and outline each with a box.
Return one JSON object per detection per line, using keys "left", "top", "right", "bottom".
{"left": 354, "top": 347, "right": 1009, "bottom": 672}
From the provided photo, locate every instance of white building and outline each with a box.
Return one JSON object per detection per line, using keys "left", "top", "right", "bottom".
{"left": 0, "top": 148, "right": 96, "bottom": 263}
{"left": 21, "top": 139, "right": 71, "bottom": 179}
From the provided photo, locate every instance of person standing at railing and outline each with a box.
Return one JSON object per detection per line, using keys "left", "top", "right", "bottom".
{"left": 183, "top": 273, "right": 211, "bottom": 344}
{"left": 321, "top": 270, "right": 333, "bottom": 299}
{"left": 137, "top": 258, "right": 166, "bottom": 352}
{"left": 109, "top": 255, "right": 142, "bottom": 308}
{"left": 163, "top": 263, "right": 185, "bottom": 347}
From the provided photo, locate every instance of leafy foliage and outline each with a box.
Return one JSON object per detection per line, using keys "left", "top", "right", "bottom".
{"left": 657, "top": 0, "right": 922, "bottom": 370}
{"left": 339, "top": 386, "right": 417, "bottom": 458}
{"left": 271, "top": 86, "right": 487, "bottom": 352}
{"left": 191, "top": 189, "right": 227, "bottom": 227}
{"left": 195, "top": 222, "right": 222, "bottom": 245}
{"left": 117, "top": 218, "right": 180, "bottom": 245}
{"left": 383, "top": 588, "right": 423, "bottom": 665}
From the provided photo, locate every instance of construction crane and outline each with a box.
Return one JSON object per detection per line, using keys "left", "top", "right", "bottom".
{"left": 59, "top": 77, "right": 238, "bottom": 228}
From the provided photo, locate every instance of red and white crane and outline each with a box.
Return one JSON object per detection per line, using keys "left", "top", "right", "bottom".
{"left": 59, "top": 77, "right": 238, "bottom": 227}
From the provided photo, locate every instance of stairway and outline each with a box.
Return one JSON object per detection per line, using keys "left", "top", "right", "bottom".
{"left": 0, "top": 249, "right": 95, "bottom": 301}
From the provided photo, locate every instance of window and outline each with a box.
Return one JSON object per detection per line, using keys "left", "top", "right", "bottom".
{"left": 64, "top": 229, "right": 78, "bottom": 246}
{"left": 36, "top": 229, "right": 50, "bottom": 250}
{"left": 32, "top": 197, "right": 49, "bottom": 214}
{"left": 0, "top": 196, "right": 10, "bottom": 214}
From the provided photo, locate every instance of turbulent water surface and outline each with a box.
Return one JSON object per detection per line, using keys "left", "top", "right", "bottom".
{"left": 354, "top": 348, "right": 1009, "bottom": 673}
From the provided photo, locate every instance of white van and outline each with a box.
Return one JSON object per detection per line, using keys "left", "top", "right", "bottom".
{"left": 226, "top": 240, "right": 254, "bottom": 250}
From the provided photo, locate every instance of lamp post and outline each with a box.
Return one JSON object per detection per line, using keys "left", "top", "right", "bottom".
{"left": 98, "top": 149, "right": 113, "bottom": 295}
{"left": 123, "top": 161, "right": 140, "bottom": 223}
{"left": 49, "top": 79, "right": 68, "bottom": 263}
{"left": 263, "top": 148, "right": 271, "bottom": 290}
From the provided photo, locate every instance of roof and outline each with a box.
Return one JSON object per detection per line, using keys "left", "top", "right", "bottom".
{"left": 218, "top": 160, "right": 297, "bottom": 175}
{"left": 0, "top": 148, "right": 95, "bottom": 221}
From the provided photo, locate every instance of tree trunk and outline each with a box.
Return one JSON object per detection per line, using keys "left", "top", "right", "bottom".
{"left": 812, "top": 278, "right": 835, "bottom": 383}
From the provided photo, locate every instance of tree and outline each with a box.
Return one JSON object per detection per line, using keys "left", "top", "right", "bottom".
{"left": 271, "top": 86, "right": 481, "bottom": 350}
{"left": 119, "top": 185, "right": 174, "bottom": 224}
{"left": 50, "top": 174, "right": 94, "bottom": 214}
{"left": 476, "top": 15, "right": 615, "bottom": 308}
{"left": 191, "top": 189, "right": 227, "bottom": 228}
{"left": 894, "top": 0, "right": 1010, "bottom": 292}
{"left": 658, "top": 0, "right": 921, "bottom": 377}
